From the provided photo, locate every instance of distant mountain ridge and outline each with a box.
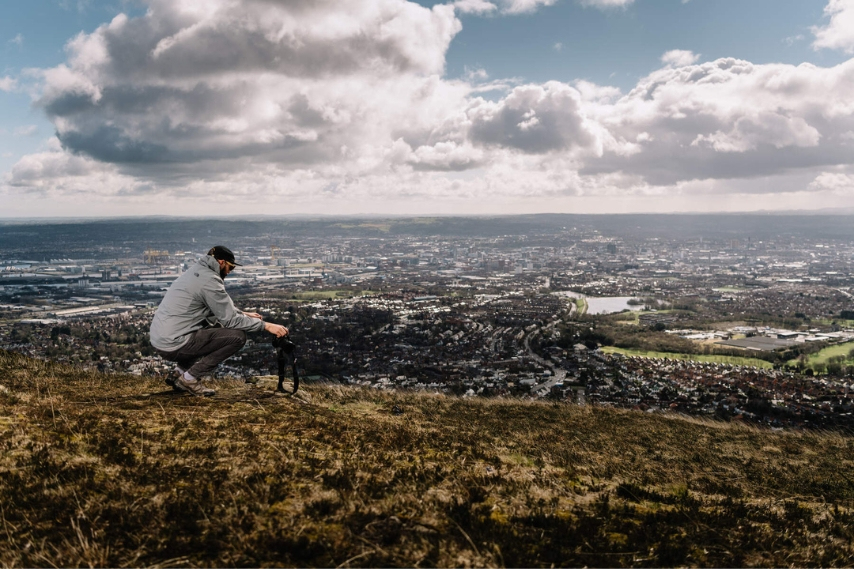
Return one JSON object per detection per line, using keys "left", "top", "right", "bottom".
{"left": 3, "top": 213, "right": 854, "bottom": 260}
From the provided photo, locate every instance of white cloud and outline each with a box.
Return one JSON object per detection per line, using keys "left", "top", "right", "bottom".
{"left": 5, "top": 137, "right": 148, "bottom": 197}
{"left": 453, "top": 0, "right": 497, "bottom": 14}
{"left": 497, "top": 0, "right": 558, "bottom": 14}
{"left": 459, "top": 0, "right": 627, "bottom": 16}
{"left": 691, "top": 114, "right": 820, "bottom": 153}
{"left": 0, "top": 76, "right": 17, "bottom": 92}
{"left": 578, "top": 0, "right": 634, "bottom": 8}
{"left": 395, "top": 139, "right": 486, "bottom": 171}
{"left": 467, "top": 82, "right": 602, "bottom": 155}
{"left": 809, "top": 171, "right": 854, "bottom": 194}
{"left": 8, "top": 33, "right": 23, "bottom": 47}
{"left": 661, "top": 49, "right": 700, "bottom": 67}
{"left": 553, "top": 42, "right": 563, "bottom": 51}
{"left": 573, "top": 80, "right": 621, "bottom": 103}
{"left": 784, "top": 34, "right": 805, "bottom": 47}
{"left": 464, "top": 66, "right": 489, "bottom": 81}
{"left": 813, "top": 0, "right": 854, "bottom": 53}
{"left": 582, "top": 57, "right": 854, "bottom": 185}
{"left": 14, "top": 125, "right": 38, "bottom": 136}
{"left": 31, "top": 0, "right": 464, "bottom": 171}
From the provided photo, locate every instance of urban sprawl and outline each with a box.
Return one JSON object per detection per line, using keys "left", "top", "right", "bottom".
{"left": 3, "top": 216, "right": 854, "bottom": 430}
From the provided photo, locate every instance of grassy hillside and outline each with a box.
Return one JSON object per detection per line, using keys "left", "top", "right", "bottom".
{"left": 785, "top": 341, "right": 854, "bottom": 371}
{"left": 1, "top": 349, "right": 853, "bottom": 568}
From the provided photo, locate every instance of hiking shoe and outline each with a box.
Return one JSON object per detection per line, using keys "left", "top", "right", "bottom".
{"left": 165, "top": 368, "right": 184, "bottom": 391}
{"left": 173, "top": 376, "right": 216, "bottom": 397}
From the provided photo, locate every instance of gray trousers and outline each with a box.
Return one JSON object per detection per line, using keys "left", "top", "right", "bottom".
{"left": 155, "top": 327, "right": 247, "bottom": 378}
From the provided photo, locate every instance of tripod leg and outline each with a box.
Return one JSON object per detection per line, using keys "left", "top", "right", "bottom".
{"left": 276, "top": 348, "right": 287, "bottom": 393}
{"left": 291, "top": 356, "right": 299, "bottom": 394}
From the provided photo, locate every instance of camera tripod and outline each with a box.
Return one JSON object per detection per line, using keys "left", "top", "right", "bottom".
{"left": 272, "top": 336, "right": 299, "bottom": 394}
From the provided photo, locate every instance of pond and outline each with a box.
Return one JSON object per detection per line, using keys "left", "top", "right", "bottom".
{"left": 555, "top": 292, "right": 645, "bottom": 315}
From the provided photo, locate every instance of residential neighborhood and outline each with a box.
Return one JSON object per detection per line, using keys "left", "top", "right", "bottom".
{"left": 3, "top": 215, "right": 854, "bottom": 429}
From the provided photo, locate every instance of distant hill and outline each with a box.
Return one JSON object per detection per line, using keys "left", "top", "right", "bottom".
{"left": 5, "top": 213, "right": 854, "bottom": 260}
{"left": 1, "top": 349, "right": 852, "bottom": 567}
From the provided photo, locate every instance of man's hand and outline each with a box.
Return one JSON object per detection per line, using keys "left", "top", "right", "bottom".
{"left": 243, "top": 311, "right": 262, "bottom": 319}
{"left": 264, "top": 322, "right": 289, "bottom": 337}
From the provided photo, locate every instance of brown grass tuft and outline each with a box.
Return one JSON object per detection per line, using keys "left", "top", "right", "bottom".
{"left": 1, "top": 349, "right": 853, "bottom": 567}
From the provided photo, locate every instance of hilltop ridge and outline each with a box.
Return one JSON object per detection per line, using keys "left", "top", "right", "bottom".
{"left": 1, "top": 349, "right": 853, "bottom": 568}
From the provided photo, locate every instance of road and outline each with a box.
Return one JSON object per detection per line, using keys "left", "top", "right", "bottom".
{"left": 522, "top": 317, "right": 567, "bottom": 395}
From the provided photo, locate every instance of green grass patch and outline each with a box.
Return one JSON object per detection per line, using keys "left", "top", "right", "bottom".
{"left": 601, "top": 346, "right": 774, "bottom": 369}
{"left": 606, "top": 309, "right": 682, "bottom": 326}
{"left": 814, "top": 318, "right": 854, "bottom": 327}
{"left": 609, "top": 311, "right": 640, "bottom": 324}
{"left": 288, "top": 290, "right": 378, "bottom": 301}
{"left": 786, "top": 340, "right": 854, "bottom": 368}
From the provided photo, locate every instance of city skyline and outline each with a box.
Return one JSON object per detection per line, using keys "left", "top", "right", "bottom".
{"left": 2, "top": 0, "right": 854, "bottom": 217}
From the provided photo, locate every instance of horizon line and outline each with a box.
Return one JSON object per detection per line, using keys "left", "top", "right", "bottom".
{"left": 2, "top": 209, "right": 854, "bottom": 223}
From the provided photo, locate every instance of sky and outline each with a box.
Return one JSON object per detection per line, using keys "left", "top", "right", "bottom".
{"left": 2, "top": 0, "right": 854, "bottom": 218}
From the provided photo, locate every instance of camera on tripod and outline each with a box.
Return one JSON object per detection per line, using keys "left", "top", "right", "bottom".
{"left": 271, "top": 334, "right": 299, "bottom": 394}
{"left": 272, "top": 335, "right": 296, "bottom": 354}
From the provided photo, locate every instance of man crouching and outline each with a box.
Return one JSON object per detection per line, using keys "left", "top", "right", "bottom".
{"left": 149, "top": 245, "right": 288, "bottom": 396}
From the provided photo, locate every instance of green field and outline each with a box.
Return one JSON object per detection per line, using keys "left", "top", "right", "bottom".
{"left": 606, "top": 309, "right": 682, "bottom": 325}
{"left": 815, "top": 318, "right": 854, "bottom": 327}
{"left": 609, "top": 311, "right": 640, "bottom": 324}
{"left": 785, "top": 340, "right": 854, "bottom": 368}
{"left": 289, "top": 290, "right": 378, "bottom": 301}
{"left": 601, "top": 346, "right": 774, "bottom": 369}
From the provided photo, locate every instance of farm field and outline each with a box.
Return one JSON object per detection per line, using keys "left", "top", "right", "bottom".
{"left": 289, "top": 290, "right": 379, "bottom": 301}
{"left": 786, "top": 340, "right": 854, "bottom": 370}
{"left": 601, "top": 346, "right": 774, "bottom": 369}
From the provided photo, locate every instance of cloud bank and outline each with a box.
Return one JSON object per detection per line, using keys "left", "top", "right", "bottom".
{"left": 5, "top": 0, "right": 854, "bottom": 214}
{"left": 813, "top": 0, "right": 854, "bottom": 53}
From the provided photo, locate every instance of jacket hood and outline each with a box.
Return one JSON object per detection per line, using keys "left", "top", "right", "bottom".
{"left": 200, "top": 255, "right": 222, "bottom": 275}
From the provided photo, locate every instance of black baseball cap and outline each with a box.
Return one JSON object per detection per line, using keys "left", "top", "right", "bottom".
{"left": 208, "top": 245, "right": 242, "bottom": 266}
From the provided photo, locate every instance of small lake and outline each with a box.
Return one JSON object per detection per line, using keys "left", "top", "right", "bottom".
{"left": 555, "top": 292, "right": 644, "bottom": 315}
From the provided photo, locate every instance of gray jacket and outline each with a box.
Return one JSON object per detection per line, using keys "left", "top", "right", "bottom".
{"left": 149, "top": 255, "right": 265, "bottom": 352}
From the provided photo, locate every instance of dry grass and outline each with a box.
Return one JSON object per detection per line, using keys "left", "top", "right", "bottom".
{"left": 1, "top": 349, "right": 853, "bottom": 567}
